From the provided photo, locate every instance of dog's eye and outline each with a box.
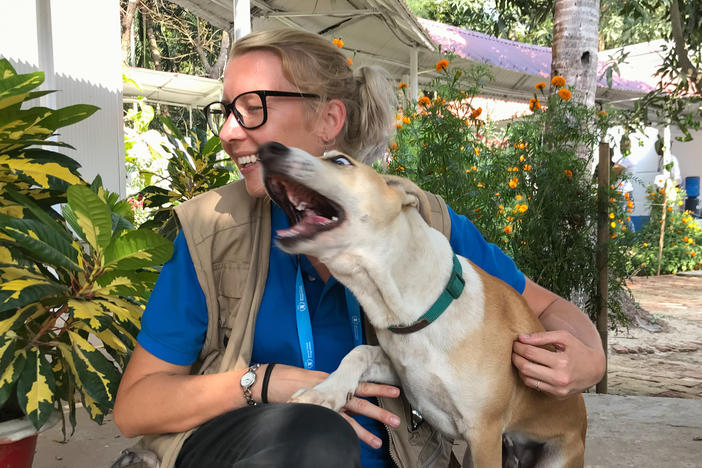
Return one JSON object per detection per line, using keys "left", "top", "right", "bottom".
{"left": 330, "top": 156, "right": 352, "bottom": 166}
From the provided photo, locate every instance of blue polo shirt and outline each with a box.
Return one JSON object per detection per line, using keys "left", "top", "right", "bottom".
{"left": 138, "top": 203, "right": 525, "bottom": 467}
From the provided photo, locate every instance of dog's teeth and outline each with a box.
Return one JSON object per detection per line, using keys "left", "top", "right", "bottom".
{"left": 296, "top": 202, "right": 307, "bottom": 211}
{"left": 331, "top": 216, "right": 338, "bottom": 222}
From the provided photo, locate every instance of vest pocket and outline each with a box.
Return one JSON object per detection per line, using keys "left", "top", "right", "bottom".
{"left": 214, "top": 262, "right": 250, "bottom": 327}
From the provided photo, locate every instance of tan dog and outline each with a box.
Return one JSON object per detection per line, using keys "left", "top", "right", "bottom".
{"left": 258, "top": 142, "right": 586, "bottom": 467}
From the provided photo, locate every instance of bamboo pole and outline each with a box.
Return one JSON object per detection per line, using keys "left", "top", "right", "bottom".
{"left": 596, "top": 142, "right": 610, "bottom": 394}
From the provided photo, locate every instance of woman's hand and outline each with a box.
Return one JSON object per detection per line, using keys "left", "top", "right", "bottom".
{"left": 338, "top": 382, "right": 401, "bottom": 449}
{"left": 265, "top": 364, "right": 401, "bottom": 448}
{"left": 512, "top": 330, "right": 605, "bottom": 398}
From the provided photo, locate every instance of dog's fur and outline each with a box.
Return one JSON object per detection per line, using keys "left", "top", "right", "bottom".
{"left": 259, "top": 142, "right": 587, "bottom": 468}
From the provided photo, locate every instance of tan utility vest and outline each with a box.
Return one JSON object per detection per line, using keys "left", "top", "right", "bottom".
{"left": 140, "top": 180, "right": 458, "bottom": 468}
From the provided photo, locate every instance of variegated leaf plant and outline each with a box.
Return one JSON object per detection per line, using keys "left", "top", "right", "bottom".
{"left": 0, "top": 59, "right": 173, "bottom": 438}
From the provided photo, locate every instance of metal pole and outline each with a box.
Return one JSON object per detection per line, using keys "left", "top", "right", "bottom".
{"left": 596, "top": 142, "right": 610, "bottom": 394}
{"left": 409, "top": 47, "right": 418, "bottom": 101}
{"left": 233, "top": 0, "right": 251, "bottom": 40}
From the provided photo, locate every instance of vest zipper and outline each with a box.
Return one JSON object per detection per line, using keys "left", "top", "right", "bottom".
{"left": 384, "top": 423, "right": 402, "bottom": 468}
{"left": 377, "top": 396, "right": 402, "bottom": 467}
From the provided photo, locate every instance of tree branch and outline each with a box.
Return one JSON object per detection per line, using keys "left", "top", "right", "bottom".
{"left": 120, "top": 0, "right": 139, "bottom": 65}
{"left": 670, "top": 0, "right": 701, "bottom": 94}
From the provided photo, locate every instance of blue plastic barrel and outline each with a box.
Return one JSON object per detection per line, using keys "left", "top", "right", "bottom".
{"left": 685, "top": 176, "right": 700, "bottom": 197}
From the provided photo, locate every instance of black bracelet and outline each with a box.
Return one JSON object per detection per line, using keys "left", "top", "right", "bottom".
{"left": 261, "top": 363, "right": 276, "bottom": 404}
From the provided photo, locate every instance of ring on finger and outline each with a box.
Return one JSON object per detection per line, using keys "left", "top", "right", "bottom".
{"left": 535, "top": 380, "right": 541, "bottom": 392}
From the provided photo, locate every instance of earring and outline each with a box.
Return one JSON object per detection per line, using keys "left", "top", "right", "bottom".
{"left": 321, "top": 137, "right": 333, "bottom": 156}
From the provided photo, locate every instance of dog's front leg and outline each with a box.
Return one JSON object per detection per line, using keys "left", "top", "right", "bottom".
{"left": 462, "top": 420, "right": 504, "bottom": 468}
{"left": 289, "top": 345, "right": 398, "bottom": 411}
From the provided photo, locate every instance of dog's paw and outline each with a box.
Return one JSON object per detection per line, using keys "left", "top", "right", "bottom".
{"left": 288, "top": 387, "right": 347, "bottom": 411}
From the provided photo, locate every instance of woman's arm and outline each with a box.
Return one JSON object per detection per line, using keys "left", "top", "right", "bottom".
{"left": 114, "top": 345, "right": 254, "bottom": 437}
{"left": 512, "top": 278, "right": 606, "bottom": 398}
{"left": 113, "top": 345, "right": 400, "bottom": 448}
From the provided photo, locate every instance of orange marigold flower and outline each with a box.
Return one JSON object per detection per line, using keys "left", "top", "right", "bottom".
{"left": 519, "top": 155, "right": 525, "bottom": 162}
{"left": 504, "top": 225, "right": 513, "bottom": 234}
{"left": 558, "top": 88, "right": 572, "bottom": 101}
{"left": 398, "top": 82, "right": 408, "bottom": 89}
{"left": 347, "top": 58, "right": 353, "bottom": 66}
{"left": 523, "top": 164, "right": 532, "bottom": 171}
{"left": 535, "top": 82, "right": 546, "bottom": 91}
{"left": 627, "top": 201, "right": 633, "bottom": 208}
{"left": 471, "top": 107, "right": 482, "bottom": 119}
{"left": 389, "top": 141, "right": 398, "bottom": 151}
{"left": 471, "top": 166, "right": 477, "bottom": 171}
{"left": 435, "top": 59, "right": 450, "bottom": 72}
{"left": 610, "top": 222, "right": 616, "bottom": 229}
{"left": 529, "top": 98, "right": 541, "bottom": 111}
{"left": 397, "top": 166, "right": 405, "bottom": 171}
{"left": 508, "top": 177, "right": 518, "bottom": 189}
{"left": 418, "top": 96, "right": 431, "bottom": 107}
{"left": 551, "top": 75, "right": 566, "bottom": 88}
{"left": 332, "top": 38, "right": 344, "bottom": 48}
{"left": 402, "top": 116, "right": 411, "bottom": 124}
{"left": 518, "top": 204, "right": 528, "bottom": 213}
{"left": 516, "top": 194, "right": 523, "bottom": 201}
{"left": 609, "top": 212, "right": 615, "bottom": 219}
{"left": 564, "top": 169, "right": 573, "bottom": 178}
{"left": 474, "top": 147, "right": 480, "bottom": 156}
{"left": 598, "top": 111, "right": 608, "bottom": 118}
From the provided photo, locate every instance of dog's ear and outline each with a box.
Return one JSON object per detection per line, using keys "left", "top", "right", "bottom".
{"left": 382, "top": 174, "right": 431, "bottom": 224}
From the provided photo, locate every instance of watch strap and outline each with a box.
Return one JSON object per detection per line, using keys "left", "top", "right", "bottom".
{"left": 241, "top": 363, "right": 260, "bottom": 407}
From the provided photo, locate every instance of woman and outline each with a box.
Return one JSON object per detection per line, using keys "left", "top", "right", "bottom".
{"left": 113, "top": 29, "right": 605, "bottom": 468}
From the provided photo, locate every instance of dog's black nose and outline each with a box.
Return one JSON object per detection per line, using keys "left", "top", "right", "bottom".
{"left": 259, "top": 142, "right": 289, "bottom": 164}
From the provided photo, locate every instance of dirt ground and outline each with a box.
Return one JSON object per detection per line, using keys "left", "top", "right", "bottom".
{"left": 606, "top": 273, "right": 702, "bottom": 400}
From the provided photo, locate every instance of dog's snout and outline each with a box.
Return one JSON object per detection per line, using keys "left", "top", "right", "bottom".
{"left": 259, "top": 142, "right": 289, "bottom": 163}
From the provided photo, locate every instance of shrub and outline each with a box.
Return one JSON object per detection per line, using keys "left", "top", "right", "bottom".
{"left": 388, "top": 58, "right": 632, "bottom": 326}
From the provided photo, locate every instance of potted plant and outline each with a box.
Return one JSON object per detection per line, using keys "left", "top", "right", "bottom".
{"left": 0, "top": 59, "right": 173, "bottom": 465}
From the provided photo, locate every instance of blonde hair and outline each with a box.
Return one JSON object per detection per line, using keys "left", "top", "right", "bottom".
{"left": 231, "top": 29, "right": 395, "bottom": 164}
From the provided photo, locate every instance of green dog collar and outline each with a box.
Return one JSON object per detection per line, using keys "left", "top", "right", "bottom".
{"left": 388, "top": 254, "right": 465, "bottom": 334}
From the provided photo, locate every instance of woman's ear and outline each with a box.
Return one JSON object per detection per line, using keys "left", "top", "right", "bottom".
{"left": 318, "top": 98, "right": 347, "bottom": 144}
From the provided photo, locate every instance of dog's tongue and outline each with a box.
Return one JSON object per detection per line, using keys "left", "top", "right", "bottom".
{"left": 277, "top": 211, "right": 333, "bottom": 239}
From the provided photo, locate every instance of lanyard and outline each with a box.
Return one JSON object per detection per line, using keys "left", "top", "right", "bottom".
{"left": 295, "top": 264, "right": 315, "bottom": 369}
{"left": 294, "top": 261, "right": 364, "bottom": 370}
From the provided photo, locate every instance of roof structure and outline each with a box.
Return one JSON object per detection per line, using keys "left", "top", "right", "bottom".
{"left": 418, "top": 18, "right": 653, "bottom": 104}
{"left": 123, "top": 1, "right": 657, "bottom": 110}
{"left": 122, "top": 67, "right": 222, "bottom": 108}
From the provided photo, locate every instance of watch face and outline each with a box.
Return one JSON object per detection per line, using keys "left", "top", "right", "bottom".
{"left": 241, "top": 371, "right": 255, "bottom": 387}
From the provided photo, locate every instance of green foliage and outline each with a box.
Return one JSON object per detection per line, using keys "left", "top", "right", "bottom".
{"left": 388, "top": 58, "right": 634, "bottom": 326}
{"left": 407, "top": 0, "right": 553, "bottom": 46}
{"left": 0, "top": 59, "right": 173, "bottom": 436}
{"left": 135, "top": 115, "right": 234, "bottom": 240}
{"left": 631, "top": 187, "right": 702, "bottom": 275}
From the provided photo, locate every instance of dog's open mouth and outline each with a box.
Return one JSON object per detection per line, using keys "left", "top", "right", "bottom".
{"left": 265, "top": 174, "right": 344, "bottom": 243}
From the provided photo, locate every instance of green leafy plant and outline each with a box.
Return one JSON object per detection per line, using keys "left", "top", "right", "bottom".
{"left": 631, "top": 186, "right": 702, "bottom": 275}
{"left": 0, "top": 59, "right": 173, "bottom": 437}
{"left": 388, "top": 58, "right": 634, "bottom": 327}
{"left": 135, "top": 115, "right": 233, "bottom": 240}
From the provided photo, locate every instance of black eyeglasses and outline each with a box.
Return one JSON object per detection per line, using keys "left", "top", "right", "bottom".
{"left": 203, "top": 90, "right": 320, "bottom": 135}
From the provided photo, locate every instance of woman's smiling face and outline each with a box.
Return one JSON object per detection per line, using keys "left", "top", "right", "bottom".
{"left": 218, "top": 50, "right": 326, "bottom": 197}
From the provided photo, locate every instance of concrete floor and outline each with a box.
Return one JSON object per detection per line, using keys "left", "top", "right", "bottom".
{"left": 33, "top": 393, "right": 702, "bottom": 467}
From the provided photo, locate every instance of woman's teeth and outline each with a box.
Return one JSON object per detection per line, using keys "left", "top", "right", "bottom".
{"left": 237, "top": 154, "right": 258, "bottom": 167}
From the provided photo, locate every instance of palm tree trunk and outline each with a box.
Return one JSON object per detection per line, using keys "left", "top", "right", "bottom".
{"left": 552, "top": 0, "right": 601, "bottom": 107}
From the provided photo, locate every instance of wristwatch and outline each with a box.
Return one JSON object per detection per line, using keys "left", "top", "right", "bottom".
{"left": 240, "top": 363, "right": 261, "bottom": 407}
